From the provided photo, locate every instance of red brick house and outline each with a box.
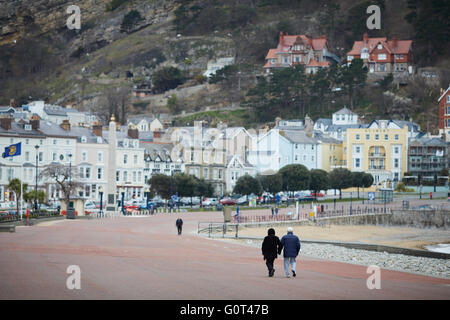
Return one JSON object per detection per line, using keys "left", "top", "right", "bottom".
{"left": 264, "top": 32, "right": 332, "bottom": 75}
{"left": 347, "top": 33, "right": 413, "bottom": 75}
{"left": 438, "top": 86, "right": 450, "bottom": 141}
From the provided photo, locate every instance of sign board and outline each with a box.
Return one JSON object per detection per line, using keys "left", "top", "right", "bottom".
{"left": 368, "top": 192, "right": 375, "bottom": 201}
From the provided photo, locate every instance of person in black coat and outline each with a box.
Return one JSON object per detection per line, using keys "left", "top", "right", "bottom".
{"left": 175, "top": 217, "right": 183, "bottom": 235}
{"left": 261, "top": 228, "right": 282, "bottom": 277}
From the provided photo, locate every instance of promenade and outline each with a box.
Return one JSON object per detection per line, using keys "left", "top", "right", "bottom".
{"left": 0, "top": 210, "right": 449, "bottom": 300}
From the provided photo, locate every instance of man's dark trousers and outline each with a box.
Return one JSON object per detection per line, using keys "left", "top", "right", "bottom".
{"left": 266, "top": 257, "right": 275, "bottom": 275}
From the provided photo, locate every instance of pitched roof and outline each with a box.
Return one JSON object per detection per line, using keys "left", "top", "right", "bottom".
{"left": 347, "top": 36, "right": 412, "bottom": 56}
{"left": 438, "top": 86, "right": 450, "bottom": 102}
{"left": 334, "top": 107, "right": 357, "bottom": 115}
{"left": 282, "top": 130, "right": 318, "bottom": 144}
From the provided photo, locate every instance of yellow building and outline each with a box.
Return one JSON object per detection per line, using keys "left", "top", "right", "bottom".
{"left": 343, "top": 120, "right": 408, "bottom": 185}
{"left": 317, "top": 137, "right": 343, "bottom": 172}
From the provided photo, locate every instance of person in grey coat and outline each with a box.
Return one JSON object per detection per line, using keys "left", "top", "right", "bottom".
{"left": 280, "top": 227, "right": 301, "bottom": 278}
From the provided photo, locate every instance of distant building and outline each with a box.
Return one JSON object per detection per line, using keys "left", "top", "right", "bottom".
{"left": 347, "top": 33, "right": 413, "bottom": 75}
{"left": 408, "top": 137, "right": 446, "bottom": 179}
{"left": 264, "top": 32, "right": 336, "bottom": 75}
{"left": 438, "top": 86, "right": 450, "bottom": 141}
{"left": 314, "top": 107, "right": 365, "bottom": 141}
{"left": 203, "top": 57, "right": 235, "bottom": 78}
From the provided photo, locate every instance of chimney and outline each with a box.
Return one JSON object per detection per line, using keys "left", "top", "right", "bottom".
{"left": 279, "top": 31, "right": 284, "bottom": 45}
{"left": 275, "top": 117, "right": 281, "bottom": 127}
{"left": 30, "top": 115, "right": 40, "bottom": 130}
{"left": 93, "top": 122, "right": 103, "bottom": 137}
{"left": 128, "top": 125, "right": 139, "bottom": 139}
{"left": 363, "top": 32, "right": 368, "bottom": 43}
{"left": 0, "top": 116, "right": 12, "bottom": 130}
{"left": 153, "top": 131, "right": 162, "bottom": 139}
{"left": 60, "top": 119, "right": 71, "bottom": 131}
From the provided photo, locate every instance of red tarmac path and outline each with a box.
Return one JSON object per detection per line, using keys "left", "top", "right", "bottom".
{"left": 0, "top": 211, "right": 449, "bottom": 300}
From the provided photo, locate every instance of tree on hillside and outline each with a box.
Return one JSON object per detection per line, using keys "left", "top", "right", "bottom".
{"left": 152, "top": 66, "right": 185, "bottom": 93}
{"left": 279, "top": 164, "right": 310, "bottom": 194}
{"left": 329, "top": 168, "right": 353, "bottom": 199}
{"left": 405, "top": 0, "right": 450, "bottom": 63}
{"left": 309, "top": 169, "right": 330, "bottom": 200}
{"left": 120, "top": 10, "right": 144, "bottom": 33}
{"left": 340, "top": 58, "right": 368, "bottom": 108}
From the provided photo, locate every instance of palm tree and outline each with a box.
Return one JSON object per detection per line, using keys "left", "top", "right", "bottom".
{"left": 8, "top": 178, "right": 28, "bottom": 217}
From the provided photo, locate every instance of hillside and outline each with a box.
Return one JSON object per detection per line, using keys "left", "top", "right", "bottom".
{"left": 0, "top": 0, "right": 449, "bottom": 131}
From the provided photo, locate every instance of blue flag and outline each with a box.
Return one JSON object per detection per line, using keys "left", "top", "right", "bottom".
{"left": 3, "top": 142, "right": 21, "bottom": 158}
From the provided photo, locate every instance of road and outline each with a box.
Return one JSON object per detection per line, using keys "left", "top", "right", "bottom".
{"left": 0, "top": 211, "right": 449, "bottom": 300}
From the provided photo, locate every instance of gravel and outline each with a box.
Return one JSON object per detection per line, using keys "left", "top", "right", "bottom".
{"left": 238, "top": 239, "right": 450, "bottom": 279}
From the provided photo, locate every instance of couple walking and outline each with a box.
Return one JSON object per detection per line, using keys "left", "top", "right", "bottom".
{"left": 261, "top": 227, "right": 300, "bottom": 278}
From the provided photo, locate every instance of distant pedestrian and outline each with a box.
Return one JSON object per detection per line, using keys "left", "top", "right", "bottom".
{"left": 175, "top": 217, "right": 183, "bottom": 235}
{"left": 275, "top": 207, "right": 279, "bottom": 215}
{"left": 271, "top": 206, "right": 274, "bottom": 217}
{"left": 261, "top": 228, "right": 282, "bottom": 277}
{"left": 280, "top": 227, "right": 301, "bottom": 278}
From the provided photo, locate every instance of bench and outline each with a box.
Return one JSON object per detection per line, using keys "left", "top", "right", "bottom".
{"left": 0, "top": 225, "right": 15, "bottom": 233}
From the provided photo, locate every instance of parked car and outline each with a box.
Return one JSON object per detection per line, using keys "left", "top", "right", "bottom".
{"left": 124, "top": 200, "right": 143, "bottom": 210}
{"left": 220, "top": 197, "right": 237, "bottom": 205}
{"left": 294, "top": 192, "right": 315, "bottom": 201}
{"left": 84, "top": 201, "right": 96, "bottom": 210}
{"left": 236, "top": 196, "right": 248, "bottom": 205}
{"left": 202, "top": 198, "right": 219, "bottom": 206}
{"left": 311, "top": 192, "right": 325, "bottom": 197}
{"left": 412, "top": 204, "right": 435, "bottom": 211}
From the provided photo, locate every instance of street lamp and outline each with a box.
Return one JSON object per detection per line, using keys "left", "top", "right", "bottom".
{"left": 121, "top": 187, "right": 125, "bottom": 215}
{"left": 34, "top": 145, "right": 39, "bottom": 212}
{"left": 350, "top": 192, "right": 353, "bottom": 215}
{"left": 145, "top": 187, "right": 150, "bottom": 210}
{"left": 99, "top": 186, "right": 104, "bottom": 218}
{"left": 68, "top": 153, "right": 72, "bottom": 208}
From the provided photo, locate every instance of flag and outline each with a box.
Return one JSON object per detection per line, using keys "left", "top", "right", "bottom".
{"left": 2, "top": 142, "right": 21, "bottom": 158}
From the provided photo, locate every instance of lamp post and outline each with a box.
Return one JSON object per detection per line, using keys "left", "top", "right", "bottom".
{"left": 68, "top": 153, "right": 72, "bottom": 209}
{"left": 99, "top": 186, "right": 104, "bottom": 218}
{"left": 145, "top": 187, "right": 150, "bottom": 210}
{"left": 121, "top": 187, "right": 125, "bottom": 215}
{"left": 34, "top": 145, "right": 39, "bottom": 212}
{"left": 350, "top": 192, "right": 353, "bottom": 215}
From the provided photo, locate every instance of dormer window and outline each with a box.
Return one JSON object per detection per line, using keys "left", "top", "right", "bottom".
{"left": 133, "top": 140, "right": 139, "bottom": 148}
{"left": 377, "top": 44, "right": 382, "bottom": 49}
{"left": 97, "top": 137, "right": 102, "bottom": 144}
{"left": 124, "top": 139, "right": 129, "bottom": 147}
{"left": 81, "top": 136, "right": 87, "bottom": 143}
{"left": 24, "top": 124, "right": 32, "bottom": 131}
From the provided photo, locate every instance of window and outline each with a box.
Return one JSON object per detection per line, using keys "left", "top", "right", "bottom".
{"left": 53, "top": 153, "right": 57, "bottom": 161}
{"left": 366, "top": 134, "right": 370, "bottom": 140}
{"left": 97, "top": 168, "right": 103, "bottom": 180}
{"left": 447, "top": 95, "right": 450, "bottom": 103}
{"left": 377, "top": 44, "right": 382, "bottom": 50}
{"left": 375, "top": 134, "right": 379, "bottom": 141}
{"left": 138, "top": 171, "right": 142, "bottom": 182}
{"left": 25, "top": 151, "right": 30, "bottom": 161}
{"left": 394, "top": 159, "right": 399, "bottom": 168}
{"left": 394, "top": 147, "right": 399, "bottom": 154}
{"left": 53, "top": 139, "right": 57, "bottom": 145}
{"left": 82, "top": 152, "right": 87, "bottom": 162}
{"left": 39, "top": 152, "right": 43, "bottom": 162}
{"left": 384, "top": 134, "right": 388, "bottom": 140}
{"left": 394, "top": 134, "right": 399, "bottom": 140}
{"left": 123, "top": 171, "right": 128, "bottom": 182}
{"left": 356, "top": 134, "right": 360, "bottom": 140}
{"left": 218, "top": 169, "right": 222, "bottom": 179}
{"left": 447, "top": 106, "right": 450, "bottom": 115}
{"left": 134, "top": 154, "right": 138, "bottom": 165}
{"left": 85, "top": 168, "right": 91, "bottom": 179}
{"left": 116, "top": 171, "right": 120, "bottom": 182}
{"left": 203, "top": 168, "right": 208, "bottom": 178}
{"left": 124, "top": 154, "right": 128, "bottom": 164}
{"left": 133, "top": 171, "right": 137, "bottom": 182}
{"left": 98, "top": 152, "right": 103, "bottom": 163}
{"left": 26, "top": 139, "right": 29, "bottom": 145}
{"left": 356, "top": 146, "right": 361, "bottom": 153}
{"left": 355, "top": 158, "right": 361, "bottom": 168}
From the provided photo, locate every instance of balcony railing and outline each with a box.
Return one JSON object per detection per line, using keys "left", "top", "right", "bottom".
{"left": 369, "top": 166, "right": 385, "bottom": 170}
{"left": 369, "top": 153, "right": 386, "bottom": 157}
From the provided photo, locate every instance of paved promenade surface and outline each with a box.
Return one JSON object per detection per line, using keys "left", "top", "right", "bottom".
{"left": 0, "top": 211, "right": 449, "bottom": 300}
